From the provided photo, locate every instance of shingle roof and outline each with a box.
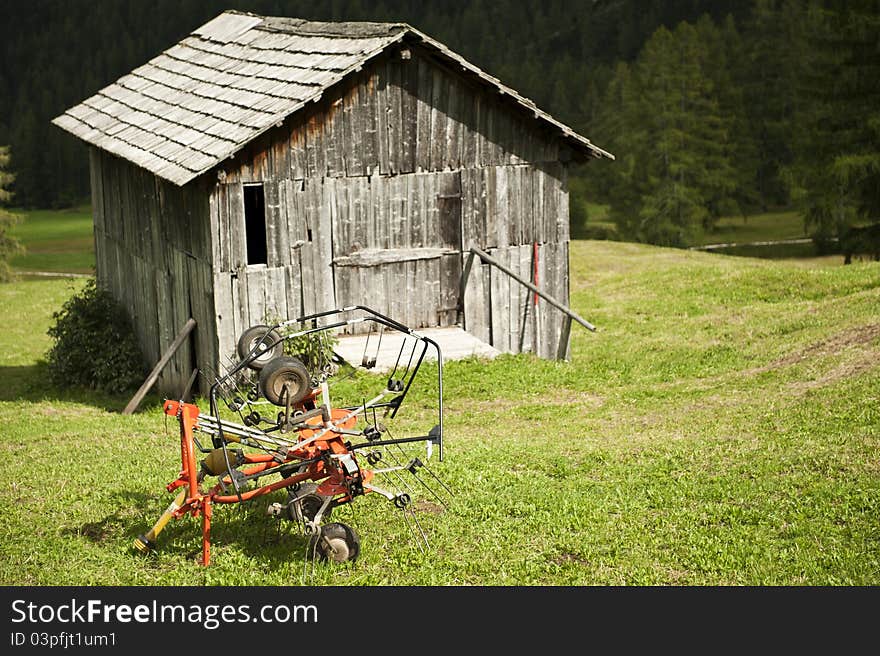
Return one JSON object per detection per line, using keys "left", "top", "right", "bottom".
{"left": 53, "top": 10, "right": 613, "bottom": 186}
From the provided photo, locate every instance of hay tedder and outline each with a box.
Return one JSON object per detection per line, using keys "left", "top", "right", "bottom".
{"left": 134, "top": 306, "right": 450, "bottom": 566}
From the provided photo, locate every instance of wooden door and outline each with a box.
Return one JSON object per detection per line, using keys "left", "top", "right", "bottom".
{"left": 331, "top": 171, "right": 462, "bottom": 331}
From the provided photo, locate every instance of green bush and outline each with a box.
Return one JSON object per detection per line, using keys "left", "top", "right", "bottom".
{"left": 46, "top": 279, "right": 145, "bottom": 393}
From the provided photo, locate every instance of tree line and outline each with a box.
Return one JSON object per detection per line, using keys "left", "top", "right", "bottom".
{"left": 0, "top": 0, "right": 877, "bottom": 250}
{"left": 585, "top": 0, "right": 880, "bottom": 250}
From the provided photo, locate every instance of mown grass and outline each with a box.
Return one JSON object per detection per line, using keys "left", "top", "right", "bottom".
{"left": 8, "top": 205, "right": 95, "bottom": 274}
{"left": 696, "top": 210, "right": 808, "bottom": 246}
{"left": 0, "top": 242, "right": 878, "bottom": 585}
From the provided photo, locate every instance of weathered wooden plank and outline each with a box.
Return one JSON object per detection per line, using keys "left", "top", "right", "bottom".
{"left": 284, "top": 263, "right": 304, "bottom": 321}
{"left": 289, "top": 119, "right": 307, "bottom": 179}
{"left": 473, "top": 262, "right": 492, "bottom": 344}
{"left": 387, "top": 175, "right": 402, "bottom": 250}
{"left": 305, "top": 113, "right": 324, "bottom": 178}
{"left": 387, "top": 59, "right": 402, "bottom": 175}
{"left": 439, "top": 252, "right": 460, "bottom": 328}
{"left": 557, "top": 164, "right": 570, "bottom": 243}
{"left": 89, "top": 148, "right": 106, "bottom": 235}
{"left": 488, "top": 249, "right": 506, "bottom": 352}
{"left": 406, "top": 173, "right": 422, "bottom": 248}
{"left": 226, "top": 182, "right": 246, "bottom": 271}
{"left": 416, "top": 56, "right": 433, "bottom": 172}
{"left": 446, "top": 78, "right": 460, "bottom": 170}
{"left": 316, "top": 178, "right": 336, "bottom": 311}
{"left": 494, "top": 166, "right": 508, "bottom": 247}
{"left": 231, "top": 265, "right": 250, "bottom": 344}
{"left": 185, "top": 257, "right": 213, "bottom": 384}
{"left": 362, "top": 71, "right": 378, "bottom": 174}
{"left": 245, "top": 266, "right": 266, "bottom": 325}
{"left": 171, "top": 248, "right": 194, "bottom": 390}
{"left": 264, "top": 180, "right": 287, "bottom": 267}
{"left": 322, "top": 95, "right": 340, "bottom": 178}
{"left": 143, "top": 256, "right": 161, "bottom": 365}
{"left": 343, "top": 79, "right": 364, "bottom": 177}
{"left": 483, "top": 167, "right": 497, "bottom": 249}
{"left": 401, "top": 56, "right": 418, "bottom": 174}
{"left": 271, "top": 266, "right": 289, "bottom": 321}
{"left": 506, "top": 247, "right": 521, "bottom": 353}
{"left": 331, "top": 177, "right": 350, "bottom": 258}
{"left": 516, "top": 244, "right": 535, "bottom": 353}
{"left": 438, "top": 171, "right": 462, "bottom": 250}
{"left": 430, "top": 67, "right": 447, "bottom": 171}
{"left": 333, "top": 247, "right": 454, "bottom": 267}
{"left": 285, "top": 178, "right": 308, "bottom": 247}
{"left": 376, "top": 61, "right": 390, "bottom": 176}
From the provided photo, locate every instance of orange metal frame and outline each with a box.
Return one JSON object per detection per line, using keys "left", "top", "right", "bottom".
{"left": 161, "top": 399, "right": 370, "bottom": 566}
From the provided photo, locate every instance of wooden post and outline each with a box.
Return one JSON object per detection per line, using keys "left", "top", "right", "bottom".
{"left": 556, "top": 315, "right": 572, "bottom": 361}
{"left": 456, "top": 249, "right": 476, "bottom": 326}
{"left": 123, "top": 318, "right": 197, "bottom": 415}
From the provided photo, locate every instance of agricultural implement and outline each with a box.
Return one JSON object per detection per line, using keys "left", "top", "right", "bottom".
{"left": 134, "top": 306, "right": 450, "bottom": 566}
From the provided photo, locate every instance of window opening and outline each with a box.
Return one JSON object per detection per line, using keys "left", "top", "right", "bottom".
{"left": 244, "top": 184, "right": 267, "bottom": 265}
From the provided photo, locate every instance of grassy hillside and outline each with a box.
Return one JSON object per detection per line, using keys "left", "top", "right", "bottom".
{"left": 8, "top": 205, "right": 94, "bottom": 274}
{"left": 0, "top": 242, "right": 877, "bottom": 585}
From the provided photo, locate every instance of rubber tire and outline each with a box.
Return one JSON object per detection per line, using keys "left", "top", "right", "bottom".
{"left": 308, "top": 522, "right": 360, "bottom": 563}
{"left": 237, "top": 325, "right": 283, "bottom": 370}
{"left": 259, "top": 356, "right": 311, "bottom": 406}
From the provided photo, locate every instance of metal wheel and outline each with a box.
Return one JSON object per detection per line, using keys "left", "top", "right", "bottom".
{"left": 237, "top": 325, "right": 283, "bottom": 370}
{"left": 308, "top": 522, "right": 360, "bottom": 563}
{"left": 285, "top": 484, "right": 332, "bottom": 522}
{"left": 258, "top": 356, "right": 310, "bottom": 406}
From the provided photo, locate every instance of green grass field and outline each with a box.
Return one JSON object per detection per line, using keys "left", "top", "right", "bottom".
{"left": 577, "top": 203, "right": 839, "bottom": 261}
{"left": 8, "top": 205, "right": 95, "bottom": 274}
{"left": 1, "top": 241, "right": 877, "bottom": 585}
{"left": 694, "top": 210, "right": 808, "bottom": 246}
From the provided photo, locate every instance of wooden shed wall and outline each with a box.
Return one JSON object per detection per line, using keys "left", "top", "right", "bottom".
{"left": 90, "top": 148, "right": 217, "bottom": 394}
{"left": 210, "top": 46, "right": 571, "bottom": 359}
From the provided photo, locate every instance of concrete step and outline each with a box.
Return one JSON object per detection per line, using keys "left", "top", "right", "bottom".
{"left": 334, "top": 326, "right": 500, "bottom": 372}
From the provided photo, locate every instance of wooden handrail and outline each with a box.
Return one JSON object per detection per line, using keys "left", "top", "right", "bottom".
{"left": 467, "top": 247, "right": 596, "bottom": 332}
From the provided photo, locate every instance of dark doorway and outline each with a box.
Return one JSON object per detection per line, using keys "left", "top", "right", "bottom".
{"left": 244, "top": 183, "right": 267, "bottom": 265}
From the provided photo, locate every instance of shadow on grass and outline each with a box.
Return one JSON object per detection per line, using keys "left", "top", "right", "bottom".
{"left": 0, "top": 363, "right": 161, "bottom": 413}
{"left": 63, "top": 487, "right": 314, "bottom": 567}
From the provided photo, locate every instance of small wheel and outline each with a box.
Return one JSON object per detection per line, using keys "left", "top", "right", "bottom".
{"left": 285, "top": 484, "right": 332, "bottom": 523}
{"left": 308, "top": 522, "right": 360, "bottom": 563}
{"left": 237, "top": 325, "right": 283, "bottom": 370}
{"left": 259, "top": 356, "right": 311, "bottom": 406}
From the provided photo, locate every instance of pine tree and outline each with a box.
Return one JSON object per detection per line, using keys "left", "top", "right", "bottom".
{"left": 787, "top": 0, "right": 880, "bottom": 251}
{"left": 0, "top": 147, "right": 24, "bottom": 282}
{"left": 742, "top": 0, "right": 810, "bottom": 209}
{"left": 591, "top": 19, "right": 741, "bottom": 246}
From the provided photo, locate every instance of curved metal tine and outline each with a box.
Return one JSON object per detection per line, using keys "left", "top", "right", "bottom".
{"left": 400, "top": 505, "right": 429, "bottom": 553}
{"left": 387, "top": 339, "right": 407, "bottom": 381}
{"left": 390, "top": 442, "right": 453, "bottom": 507}
{"left": 421, "top": 463, "right": 455, "bottom": 500}
{"left": 374, "top": 447, "right": 417, "bottom": 496}
{"left": 403, "top": 458, "right": 450, "bottom": 510}
{"left": 302, "top": 536, "right": 317, "bottom": 585}
{"left": 215, "top": 374, "right": 254, "bottom": 422}
{"left": 408, "top": 505, "right": 430, "bottom": 550}
{"left": 372, "top": 325, "right": 384, "bottom": 368}
{"left": 388, "top": 435, "right": 455, "bottom": 500}
{"left": 399, "top": 335, "right": 419, "bottom": 381}
{"left": 361, "top": 324, "right": 373, "bottom": 368}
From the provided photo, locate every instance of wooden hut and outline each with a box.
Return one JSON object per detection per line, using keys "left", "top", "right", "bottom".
{"left": 52, "top": 11, "right": 613, "bottom": 395}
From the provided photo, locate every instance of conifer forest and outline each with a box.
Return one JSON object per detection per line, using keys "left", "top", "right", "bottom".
{"left": 1, "top": 0, "right": 878, "bottom": 249}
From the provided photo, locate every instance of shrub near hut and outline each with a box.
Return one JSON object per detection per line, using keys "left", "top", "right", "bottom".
{"left": 46, "top": 279, "right": 145, "bottom": 394}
